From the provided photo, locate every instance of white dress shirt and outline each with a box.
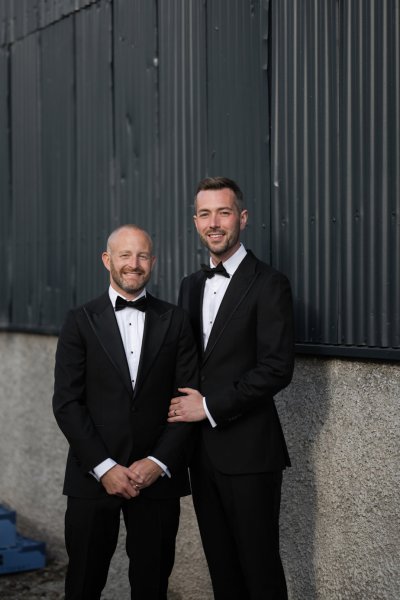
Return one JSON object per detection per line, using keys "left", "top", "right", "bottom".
{"left": 202, "top": 244, "right": 247, "bottom": 427}
{"left": 92, "top": 285, "right": 168, "bottom": 480}
{"left": 110, "top": 285, "right": 145, "bottom": 389}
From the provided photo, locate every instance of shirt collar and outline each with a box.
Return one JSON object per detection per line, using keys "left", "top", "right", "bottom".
{"left": 108, "top": 285, "right": 147, "bottom": 308}
{"left": 209, "top": 244, "right": 247, "bottom": 277}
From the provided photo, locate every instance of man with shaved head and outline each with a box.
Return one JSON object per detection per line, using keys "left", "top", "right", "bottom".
{"left": 53, "top": 224, "right": 198, "bottom": 600}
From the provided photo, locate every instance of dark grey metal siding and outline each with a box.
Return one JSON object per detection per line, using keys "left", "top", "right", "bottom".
{"left": 113, "top": 0, "right": 158, "bottom": 234}
{"left": 337, "top": 0, "right": 400, "bottom": 352}
{"left": 11, "top": 32, "right": 43, "bottom": 328}
{"left": 0, "top": 0, "right": 399, "bottom": 359}
{"left": 75, "top": 0, "right": 114, "bottom": 305}
{"left": 206, "top": 0, "right": 271, "bottom": 261}
{"left": 271, "top": 0, "right": 399, "bottom": 358}
{"left": 157, "top": 0, "right": 207, "bottom": 286}
{"left": 271, "top": 0, "right": 341, "bottom": 347}
{"left": 0, "top": 43, "right": 10, "bottom": 326}
{"left": 41, "top": 16, "right": 76, "bottom": 323}
{"left": 0, "top": 0, "right": 97, "bottom": 45}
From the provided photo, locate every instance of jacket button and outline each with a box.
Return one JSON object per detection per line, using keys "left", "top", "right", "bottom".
{"left": 201, "top": 375, "right": 206, "bottom": 382}
{"left": 131, "top": 406, "right": 138, "bottom": 412}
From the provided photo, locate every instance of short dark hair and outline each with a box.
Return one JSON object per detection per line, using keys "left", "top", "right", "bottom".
{"left": 194, "top": 177, "right": 244, "bottom": 212}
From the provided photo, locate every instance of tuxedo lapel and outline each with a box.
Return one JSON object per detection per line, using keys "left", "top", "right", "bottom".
{"left": 133, "top": 295, "right": 174, "bottom": 398}
{"left": 185, "top": 271, "right": 206, "bottom": 352}
{"left": 83, "top": 293, "right": 133, "bottom": 396}
{"left": 203, "top": 252, "right": 259, "bottom": 365}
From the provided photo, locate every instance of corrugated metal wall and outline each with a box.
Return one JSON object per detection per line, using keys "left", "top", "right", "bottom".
{"left": 0, "top": 0, "right": 97, "bottom": 45}
{"left": 338, "top": 0, "right": 400, "bottom": 352}
{"left": 0, "top": 0, "right": 271, "bottom": 329}
{"left": 0, "top": 0, "right": 399, "bottom": 359}
{"left": 271, "top": 0, "right": 340, "bottom": 348}
{"left": 271, "top": 0, "right": 399, "bottom": 358}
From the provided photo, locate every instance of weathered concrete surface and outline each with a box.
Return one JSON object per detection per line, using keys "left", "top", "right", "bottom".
{"left": 0, "top": 332, "right": 398, "bottom": 599}
{"left": 277, "top": 357, "right": 399, "bottom": 600}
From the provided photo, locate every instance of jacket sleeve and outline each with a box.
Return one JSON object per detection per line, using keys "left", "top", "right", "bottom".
{"left": 150, "top": 309, "right": 199, "bottom": 472}
{"left": 52, "top": 310, "right": 110, "bottom": 473}
{"left": 205, "top": 272, "right": 295, "bottom": 425}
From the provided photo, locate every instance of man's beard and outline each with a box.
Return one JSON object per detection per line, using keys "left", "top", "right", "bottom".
{"left": 110, "top": 263, "right": 149, "bottom": 295}
{"left": 199, "top": 228, "right": 240, "bottom": 256}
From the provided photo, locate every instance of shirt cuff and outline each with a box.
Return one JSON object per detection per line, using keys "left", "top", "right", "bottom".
{"left": 148, "top": 456, "right": 170, "bottom": 478}
{"left": 91, "top": 458, "right": 117, "bottom": 481}
{"left": 203, "top": 397, "right": 217, "bottom": 428}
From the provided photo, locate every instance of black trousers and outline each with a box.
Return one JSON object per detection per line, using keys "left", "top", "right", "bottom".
{"left": 190, "top": 445, "right": 288, "bottom": 600}
{"left": 64, "top": 493, "right": 180, "bottom": 600}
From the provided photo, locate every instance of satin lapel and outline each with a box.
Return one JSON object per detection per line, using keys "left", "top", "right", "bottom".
{"left": 83, "top": 298, "right": 133, "bottom": 396}
{"left": 203, "top": 253, "right": 259, "bottom": 365}
{"left": 132, "top": 297, "right": 173, "bottom": 398}
{"left": 189, "top": 273, "right": 207, "bottom": 353}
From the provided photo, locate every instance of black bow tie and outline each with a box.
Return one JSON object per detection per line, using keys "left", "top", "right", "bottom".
{"left": 200, "top": 262, "right": 230, "bottom": 279}
{"left": 115, "top": 295, "right": 148, "bottom": 312}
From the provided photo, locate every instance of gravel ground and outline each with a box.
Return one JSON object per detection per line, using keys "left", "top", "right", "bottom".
{"left": 0, "top": 557, "right": 201, "bottom": 600}
{"left": 0, "top": 496, "right": 212, "bottom": 599}
{"left": 0, "top": 561, "right": 67, "bottom": 599}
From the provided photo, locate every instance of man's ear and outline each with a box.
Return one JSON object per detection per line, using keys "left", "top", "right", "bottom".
{"left": 240, "top": 209, "right": 248, "bottom": 231}
{"left": 102, "top": 251, "right": 111, "bottom": 272}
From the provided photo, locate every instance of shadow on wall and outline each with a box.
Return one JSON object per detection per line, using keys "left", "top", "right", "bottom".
{"left": 276, "top": 355, "right": 330, "bottom": 600}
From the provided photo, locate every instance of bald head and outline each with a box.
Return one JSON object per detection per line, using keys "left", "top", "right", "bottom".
{"left": 102, "top": 224, "right": 156, "bottom": 299}
{"left": 106, "top": 225, "right": 154, "bottom": 255}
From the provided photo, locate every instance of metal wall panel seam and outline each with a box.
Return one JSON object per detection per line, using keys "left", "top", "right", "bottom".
{"left": 0, "top": 45, "right": 11, "bottom": 325}
{"left": 394, "top": 0, "right": 400, "bottom": 347}
{"left": 40, "top": 16, "right": 76, "bottom": 325}
{"left": 11, "top": 33, "right": 41, "bottom": 327}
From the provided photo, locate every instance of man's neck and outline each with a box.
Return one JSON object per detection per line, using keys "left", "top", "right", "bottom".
{"left": 109, "top": 284, "right": 146, "bottom": 301}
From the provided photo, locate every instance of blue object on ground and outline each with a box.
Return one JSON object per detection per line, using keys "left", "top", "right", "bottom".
{"left": 0, "top": 505, "right": 17, "bottom": 548}
{"left": 0, "top": 504, "right": 46, "bottom": 574}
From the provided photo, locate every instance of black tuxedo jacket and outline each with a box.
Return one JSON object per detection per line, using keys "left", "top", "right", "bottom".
{"left": 53, "top": 292, "right": 199, "bottom": 499}
{"left": 179, "top": 250, "right": 295, "bottom": 474}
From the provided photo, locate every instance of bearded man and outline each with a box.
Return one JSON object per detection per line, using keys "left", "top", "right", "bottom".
{"left": 168, "top": 177, "right": 295, "bottom": 600}
{"left": 53, "top": 224, "right": 198, "bottom": 600}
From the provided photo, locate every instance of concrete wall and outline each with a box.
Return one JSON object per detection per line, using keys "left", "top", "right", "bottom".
{"left": 0, "top": 332, "right": 398, "bottom": 599}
